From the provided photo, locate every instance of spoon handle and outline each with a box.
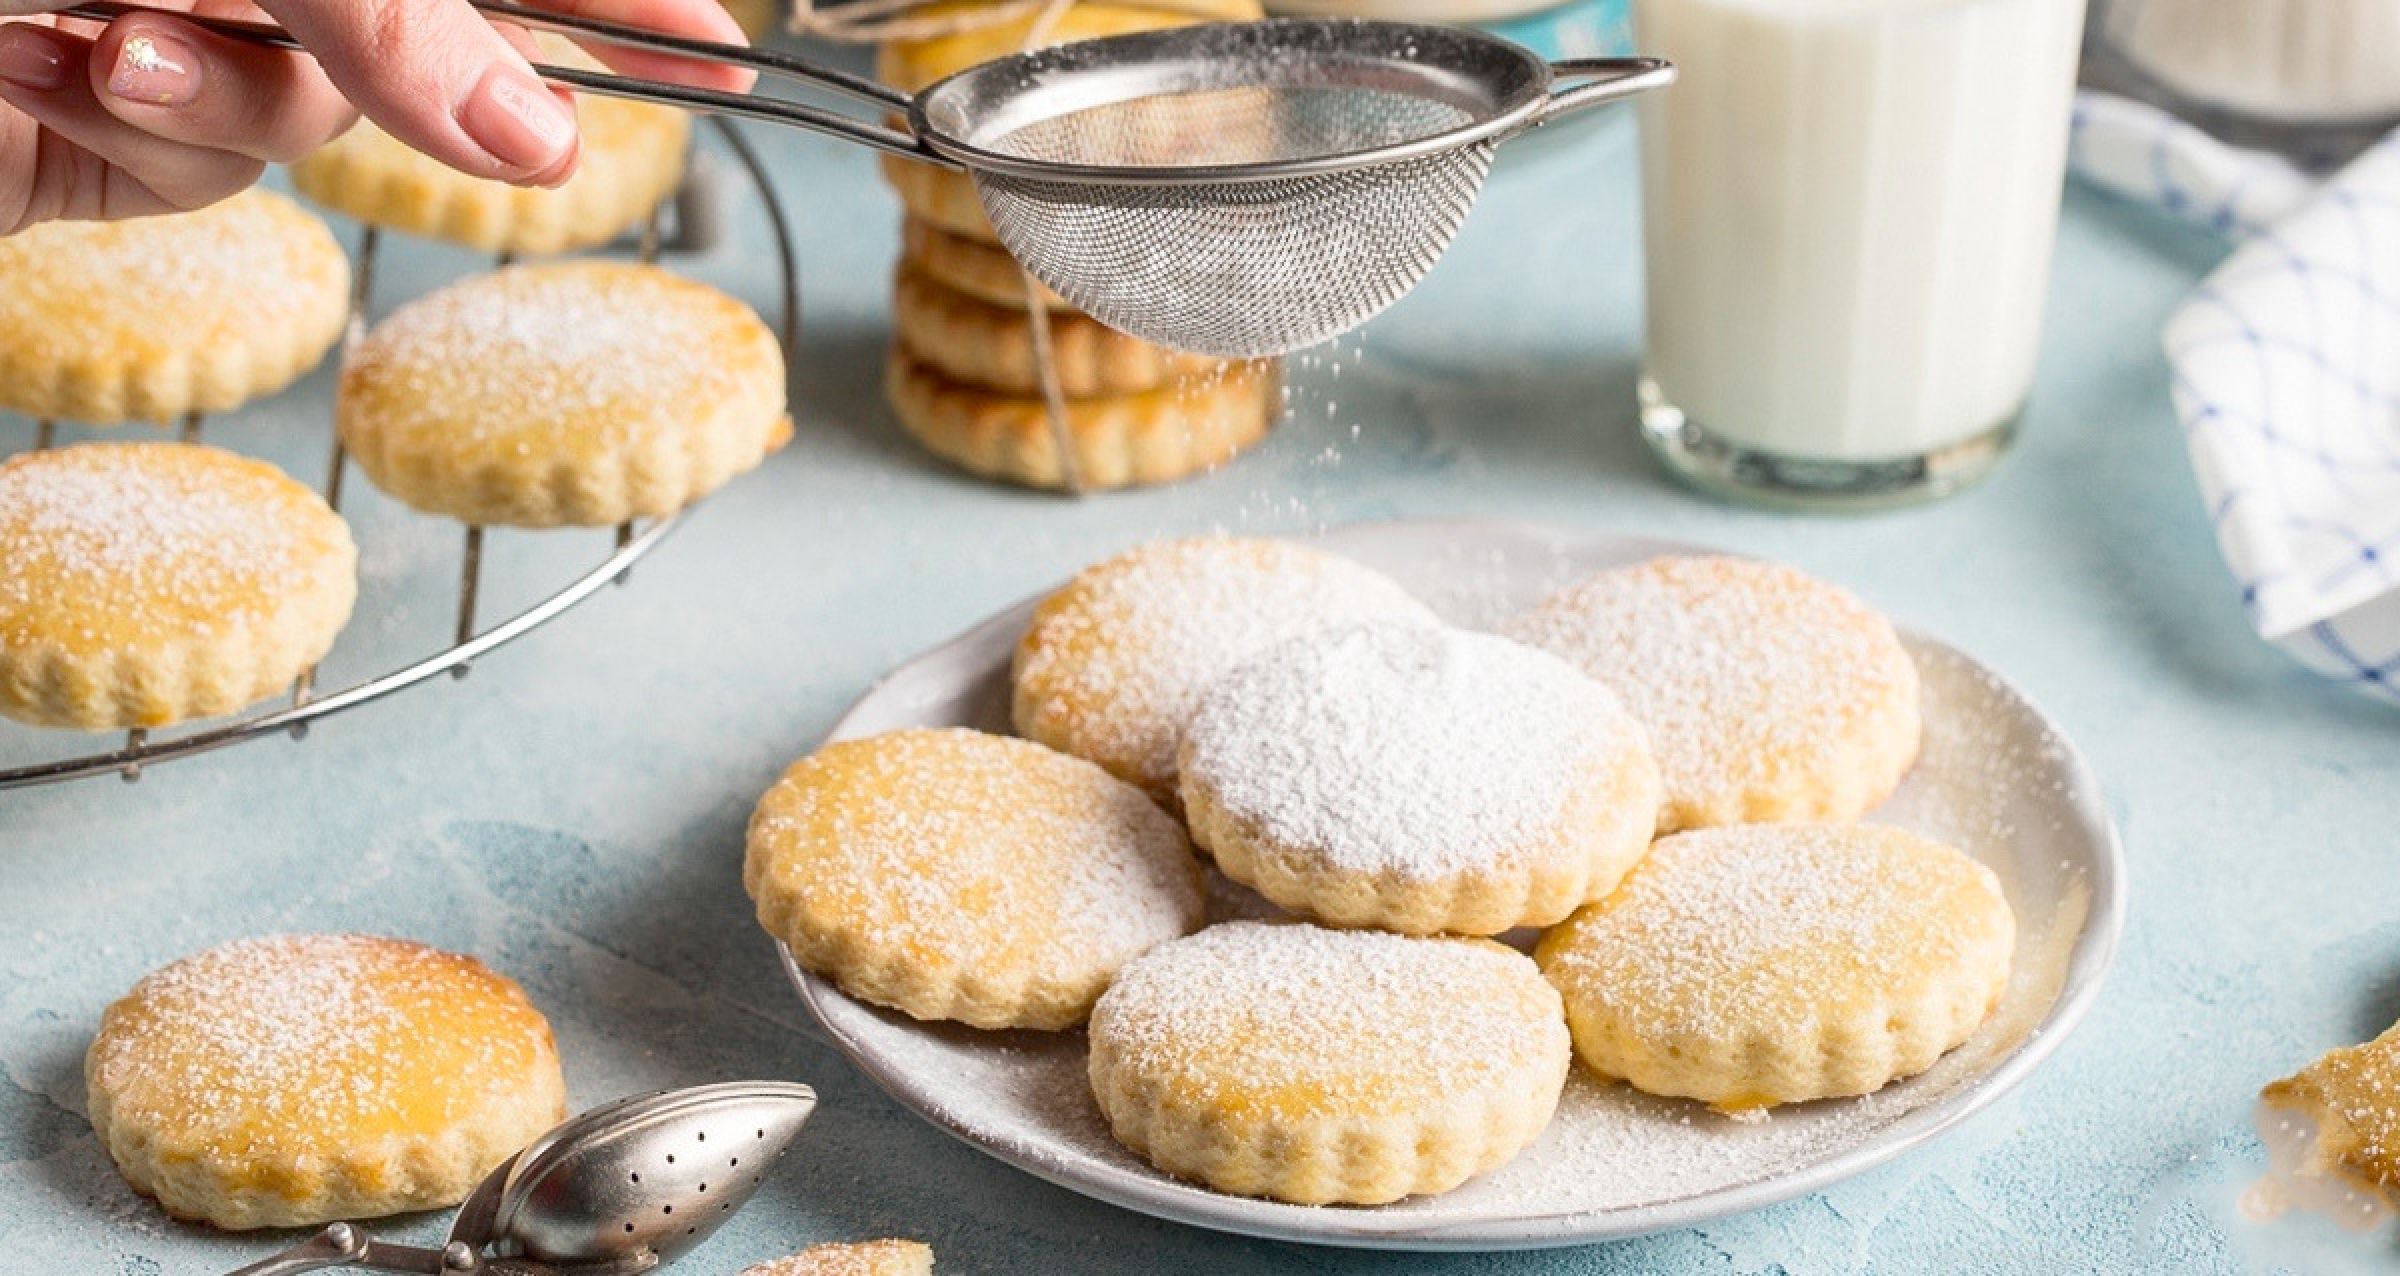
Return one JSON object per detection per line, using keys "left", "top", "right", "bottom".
{"left": 222, "top": 1224, "right": 368, "bottom": 1276}
{"left": 223, "top": 1223, "right": 466, "bottom": 1276}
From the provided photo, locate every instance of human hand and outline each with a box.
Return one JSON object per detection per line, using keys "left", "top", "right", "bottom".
{"left": 0, "top": 0, "right": 753, "bottom": 234}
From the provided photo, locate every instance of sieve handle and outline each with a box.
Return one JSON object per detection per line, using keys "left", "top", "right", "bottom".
{"left": 1533, "top": 56, "right": 1678, "bottom": 125}
{"left": 55, "top": 0, "right": 959, "bottom": 168}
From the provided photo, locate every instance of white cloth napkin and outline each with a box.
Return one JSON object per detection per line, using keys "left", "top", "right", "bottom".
{"left": 2069, "top": 91, "right": 2400, "bottom": 706}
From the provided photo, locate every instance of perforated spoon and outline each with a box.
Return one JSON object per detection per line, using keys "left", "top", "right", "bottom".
{"left": 225, "top": 1081, "right": 817, "bottom": 1276}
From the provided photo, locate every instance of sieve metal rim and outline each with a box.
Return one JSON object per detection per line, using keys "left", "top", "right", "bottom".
{"left": 906, "top": 18, "right": 1571, "bottom": 188}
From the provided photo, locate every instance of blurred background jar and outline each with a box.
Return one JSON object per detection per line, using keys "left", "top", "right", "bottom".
{"left": 1632, "top": 0, "right": 2088, "bottom": 511}
{"left": 2092, "top": 0, "right": 2400, "bottom": 159}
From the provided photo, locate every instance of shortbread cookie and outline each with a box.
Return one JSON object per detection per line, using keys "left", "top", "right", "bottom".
{"left": 0, "top": 443, "right": 356, "bottom": 730}
{"left": 1089, "top": 922, "right": 1570, "bottom": 1205}
{"left": 1506, "top": 555, "right": 1921, "bottom": 832}
{"left": 721, "top": 0, "right": 782, "bottom": 39}
{"left": 902, "top": 218, "right": 1064, "bottom": 310}
{"left": 1536, "top": 824, "right": 2014, "bottom": 1113}
{"left": 1179, "top": 621, "right": 1660, "bottom": 935}
{"left": 85, "top": 934, "right": 566, "bottom": 1230}
{"left": 878, "top": 156, "right": 1000, "bottom": 244}
{"left": 874, "top": 0, "right": 1263, "bottom": 93}
{"left": 746, "top": 728, "right": 1204, "bottom": 1031}
{"left": 0, "top": 189, "right": 348, "bottom": 425}
{"left": 894, "top": 264, "right": 1217, "bottom": 397}
{"left": 1013, "top": 537, "right": 1436, "bottom": 803}
{"left": 744, "top": 1240, "right": 935, "bottom": 1276}
{"left": 2263, "top": 1017, "right": 2400, "bottom": 1195}
{"left": 339, "top": 261, "right": 789, "bottom": 527}
{"left": 291, "top": 41, "right": 688, "bottom": 257}
{"left": 886, "top": 346, "right": 1276, "bottom": 491}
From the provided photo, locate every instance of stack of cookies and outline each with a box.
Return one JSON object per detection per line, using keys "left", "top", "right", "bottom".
{"left": 874, "top": 1, "right": 1284, "bottom": 491}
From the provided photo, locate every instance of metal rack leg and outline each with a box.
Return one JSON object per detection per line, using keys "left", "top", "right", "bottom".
{"left": 179, "top": 411, "right": 202, "bottom": 443}
{"left": 453, "top": 526, "right": 485, "bottom": 679}
{"left": 33, "top": 419, "right": 54, "bottom": 450}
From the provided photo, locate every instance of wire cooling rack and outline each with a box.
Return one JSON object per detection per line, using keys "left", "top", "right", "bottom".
{"left": 0, "top": 119, "right": 799, "bottom": 790}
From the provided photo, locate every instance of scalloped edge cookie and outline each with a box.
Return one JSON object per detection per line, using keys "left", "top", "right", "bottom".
{"left": 0, "top": 189, "right": 349, "bottom": 425}
{"left": 894, "top": 263, "right": 1220, "bottom": 397}
{"left": 885, "top": 344, "right": 1276, "bottom": 491}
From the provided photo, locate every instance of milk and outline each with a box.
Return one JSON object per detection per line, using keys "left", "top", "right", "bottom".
{"left": 1634, "top": 0, "right": 2086, "bottom": 473}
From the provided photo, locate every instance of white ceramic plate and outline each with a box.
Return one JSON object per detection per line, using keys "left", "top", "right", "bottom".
{"left": 777, "top": 518, "right": 2126, "bottom": 1251}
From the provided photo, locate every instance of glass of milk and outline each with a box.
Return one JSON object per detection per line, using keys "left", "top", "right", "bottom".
{"left": 1632, "top": 0, "right": 2087, "bottom": 510}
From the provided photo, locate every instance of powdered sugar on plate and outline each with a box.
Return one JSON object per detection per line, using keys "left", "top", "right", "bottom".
{"left": 1180, "top": 621, "right": 1636, "bottom": 878}
{"left": 788, "top": 521, "right": 2121, "bottom": 1249}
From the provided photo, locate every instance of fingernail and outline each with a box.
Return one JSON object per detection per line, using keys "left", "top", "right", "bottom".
{"left": 459, "top": 65, "right": 575, "bottom": 174}
{"left": 106, "top": 29, "right": 198, "bottom": 107}
{"left": 0, "top": 25, "right": 72, "bottom": 92}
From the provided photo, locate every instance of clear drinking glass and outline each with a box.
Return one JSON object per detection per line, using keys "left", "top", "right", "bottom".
{"left": 1632, "top": 0, "right": 2089, "bottom": 510}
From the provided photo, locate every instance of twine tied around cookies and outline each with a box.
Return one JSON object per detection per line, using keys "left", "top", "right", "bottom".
{"left": 787, "top": 0, "right": 1249, "bottom": 493}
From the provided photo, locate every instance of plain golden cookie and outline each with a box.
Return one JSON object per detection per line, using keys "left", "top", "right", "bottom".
{"left": 885, "top": 346, "right": 1275, "bottom": 491}
{"left": 85, "top": 934, "right": 567, "bottom": 1230}
{"left": 1088, "top": 922, "right": 1570, "bottom": 1205}
{"left": 2263, "top": 1016, "right": 2400, "bottom": 1195}
{"left": 721, "top": 0, "right": 783, "bottom": 39}
{"left": 893, "top": 265, "right": 1219, "bottom": 397}
{"left": 338, "top": 260, "right": 789, "bottom": 527}
{"left": 1535, "top": 824, "right": 2014, "bottom": 1113}
{"left": 0, "top": 443, "right": 356, "bottom": 730}
{"left": 1178, "top": 621, "right": 1660, "bottom": 936}
{"left": 1012, "top": 536, "right": 1436, "bottom": 804}
{"left": 743, "top": 1240, "right": 935, "bottom": 1276}
{"left": 0, "top": 189, "right": 348, "bottom": 425}
{"left": 1506, "top": 555, "right": 1921, "bottom": 832}
{"left": 745, "top": 728, "right": 1204, "bottom": 1031}
{"left": 291, "top": 42, "right": 689, "bottom": 257}
{"left": 902, "top": 218, "right": 1064, "bottom": 310}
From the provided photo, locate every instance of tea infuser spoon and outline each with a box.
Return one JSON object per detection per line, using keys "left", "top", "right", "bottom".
{"left": 223, "top": 1081, "right": 817, "bottom": 1275}
{"left": 60, "top": 1, "right": 1673, "bottom": 358}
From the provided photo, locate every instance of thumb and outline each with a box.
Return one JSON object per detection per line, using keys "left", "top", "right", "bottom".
{"left": 254, "top": 0, "right": 579, "bottom": 185}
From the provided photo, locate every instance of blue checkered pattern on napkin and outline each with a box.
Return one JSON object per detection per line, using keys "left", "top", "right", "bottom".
{"left": 2070, "top": 92, "right": 2400, "bottom": 706}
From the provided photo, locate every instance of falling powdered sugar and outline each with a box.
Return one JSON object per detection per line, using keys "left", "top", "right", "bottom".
{"left": 1180, "top": 620, "right": 1640, "bottom": 878}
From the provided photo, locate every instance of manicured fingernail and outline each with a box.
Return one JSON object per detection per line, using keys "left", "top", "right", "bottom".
{"left": 107, "top": 30, "right": 198, "bottom": 107}
{"left": 459, "top": 65, "right": 575, "bottom": 174}
{"left": 0, "top": 25, "right": 72, "bottom": 92}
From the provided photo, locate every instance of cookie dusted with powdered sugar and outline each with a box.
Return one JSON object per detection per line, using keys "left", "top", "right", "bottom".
{"left": 0, "top": 443, "right": 355, "bottom": 729}
{"left": 0, "top": 189, "right": 347, "bottom": 425}
{"left": 1506, "top": 554, "right": 1920, "bottom": 832}
{"left": 1088, "top": 922, "right": 1570, "bottom": 1205}
{"left": 745, "top": 728, "right": 1204, "bottom": 1031}
{"left": 85, "top": 934, "right": 566, "bottom": 1230}
{"left": 1012, "top": 537, "right": 1437, "bottom": 805}
{"left": 338, "top": 261, "right": 788, "bottom": 528}
{"left": 743, "top": 1239, "right": 934, "bottom": 1276}
{"left": 1178, "top": 620, "right": 1661, "bottom": 935}
{"left": 1536, "top": 824, "right": 2014, "bottom": 1114}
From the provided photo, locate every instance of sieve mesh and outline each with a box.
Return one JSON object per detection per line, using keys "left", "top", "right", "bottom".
{"left": 976, "top": 143, "right": 1493, "bottom": 358}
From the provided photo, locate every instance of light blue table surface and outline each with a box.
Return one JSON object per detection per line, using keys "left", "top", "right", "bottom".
{"left": 5, "top": 81, "right": 2398, "bottom": 1276}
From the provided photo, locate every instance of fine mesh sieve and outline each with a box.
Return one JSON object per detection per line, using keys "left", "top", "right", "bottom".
{"left": 909, "top": 21, "right": 1673, "bottom": 356}
{"left": 62, "top": 4, "right": 1672, "bottom": 358}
